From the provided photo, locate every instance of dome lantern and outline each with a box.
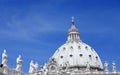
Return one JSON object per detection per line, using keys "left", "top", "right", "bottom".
{"left": 68, "top": 17, "right": 80, "bottom": 42}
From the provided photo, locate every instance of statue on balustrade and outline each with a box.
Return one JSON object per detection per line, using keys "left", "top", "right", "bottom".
{"left": 16, "top": 55, "right": 22, "bottom": 71}
{"left": 2, "top": 50, "right": 8, "bottom": 66}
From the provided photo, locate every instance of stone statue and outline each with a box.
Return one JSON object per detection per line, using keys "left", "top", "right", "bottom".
{"left": 34, "top": 62, "right": 39, "bottom": 75}
{"left": 43, "top": 63, "right": 47, "bottom": 70}
{"left": 112, "top": 61, "right": 116, "bottom": 72}
{"left": 42, "top": 64, "right": 48, "bottom": 75}
{"left": 44, "top": 70, "right": 48, "bottom": 75}
{"left": 29, "top": 60, "right": 35, "bottom": 74}
{"left": 2, "top": 50, "right": 8, "bottom": 66}
{"left": 35, "top": 62, "right": 39, "bottom": 72}
{"left": 104, "top": 61, "right": 109, "bottom": 72}
{"left": 16, "top": 55, "right": 22, "bottom": 71}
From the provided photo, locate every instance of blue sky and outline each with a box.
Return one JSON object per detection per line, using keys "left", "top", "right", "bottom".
{"left": 0, "top": 0, "right": 120, "bottom": 73}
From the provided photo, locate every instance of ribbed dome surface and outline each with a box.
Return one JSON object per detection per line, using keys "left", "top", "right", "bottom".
{"left": 52, "top": 41, "right": 103, "bottom": 70}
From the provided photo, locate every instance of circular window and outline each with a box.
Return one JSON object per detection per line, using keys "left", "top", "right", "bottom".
{"left": 80, "top": 54, "right": 83, "bottom": 57}
{"left": 89, "top": 55, "right": 91, "bottom": 57}
{"left": 60, "top": 56, "right": 63, "bottom": 59}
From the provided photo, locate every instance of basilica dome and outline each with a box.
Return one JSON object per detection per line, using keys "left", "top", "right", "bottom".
{"left": 51, "top": 17, "right": 103, "bottom": 71}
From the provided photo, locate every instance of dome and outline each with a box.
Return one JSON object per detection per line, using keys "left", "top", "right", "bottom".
{"left": 51, "top": 17, "right": 103, "bottom": 71}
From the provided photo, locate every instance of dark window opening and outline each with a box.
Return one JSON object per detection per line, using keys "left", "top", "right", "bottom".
{"left": 85, "top": 46, "right": 88, "bottom": 49}
{"left": 89, "top": 55, "right": 91, "bottom": 57}
{"left": 80, "top": 54, "right": 83, "bottom": 57}
{"left": 91, "top": 48, "right": 93, "bottom": 51}
{"left": 96, "top": 56, "right": 98, "bottom": 60}
{"left": 70, "top": 54, "right": 73, "bottom": 57}
{"left": 61, "top": 56, "right": 63, "bottom": 59}
{"left": 63, "top": 47, "right": 66, "bottom": 50}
